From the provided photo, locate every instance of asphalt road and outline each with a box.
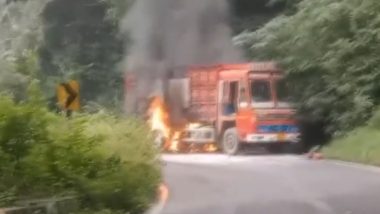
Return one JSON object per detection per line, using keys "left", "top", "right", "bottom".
{"left": 160, "top": 154, "right": 380, "bottom": 214}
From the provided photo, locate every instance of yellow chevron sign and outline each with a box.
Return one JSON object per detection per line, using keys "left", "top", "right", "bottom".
{"left": 57, "top": 80, "right": 80, "bottom": 111}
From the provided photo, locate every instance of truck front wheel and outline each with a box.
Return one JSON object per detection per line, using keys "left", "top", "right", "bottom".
{"left": 222, "top": 128, "right": 240, "bottom": 155}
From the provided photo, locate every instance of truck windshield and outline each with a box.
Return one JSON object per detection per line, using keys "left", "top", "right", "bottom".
{"left": 276, "top": 79, "right": 291, "bottom": 102}
{"left": 251, "top": 80, "right": 271, "bottom": 102}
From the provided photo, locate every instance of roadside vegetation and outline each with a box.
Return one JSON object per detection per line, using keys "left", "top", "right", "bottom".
{"left": 323, "top": 109, "right": 380, "bottom": 166}
{"left": 0, "top": 1, "right": 160, "bottom": 212}
{"left": 0, "top": 89, "right": 160, "bottom": 213}
{"left": 235, "top": 0, "right": 380, "bottom": 163}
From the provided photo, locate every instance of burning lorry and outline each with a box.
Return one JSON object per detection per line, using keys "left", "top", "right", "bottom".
{"left": 125, "top": 62, "right": 301, "bottom": 155}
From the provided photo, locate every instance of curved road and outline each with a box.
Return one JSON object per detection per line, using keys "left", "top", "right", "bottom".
{"left": 160, "top": 154, "right": 380, "bottom": 214}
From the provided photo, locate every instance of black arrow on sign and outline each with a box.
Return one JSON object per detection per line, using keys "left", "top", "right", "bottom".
{"left": 60, "top": 83, "right": 77, "bottom": 109}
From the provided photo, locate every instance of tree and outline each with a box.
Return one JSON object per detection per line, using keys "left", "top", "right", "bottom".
{"left": 0, "top": 0, "right": 49, "bottom": 59}
{"left": 229, "top": 0, "right": 286, "bottom": 33}
{"left": 0, "top": 0, "right": 49, "bottom": 99}
{"left": 235, "top": 0, "right": 380, "bottom": 135}
{"left": 39, "top": 0, "right": 126, "bottom": 107}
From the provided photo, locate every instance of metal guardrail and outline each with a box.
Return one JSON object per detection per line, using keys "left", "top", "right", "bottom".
{"left": 0, "top": 197, "right": 78, "bottom": 214}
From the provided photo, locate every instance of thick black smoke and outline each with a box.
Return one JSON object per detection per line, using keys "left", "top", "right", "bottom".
{"left": 122, "top": 0, "right": 243, "bottom": 119}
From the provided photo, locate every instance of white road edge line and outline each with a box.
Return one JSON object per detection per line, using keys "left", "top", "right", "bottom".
{"left": 325, "top": 159, "right": 380, "bottom": 173}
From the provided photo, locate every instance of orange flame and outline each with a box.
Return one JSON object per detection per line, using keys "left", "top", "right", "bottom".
{"left": 148, "top": 96, "right": 218, "bottom": 153}
{"left": 149, "top": 97, "right": 170, "bottom": 139}
{"left": 148, "top": 96, "right": 180, "bottom": 152}
{"left": 204, "top": 144, "right": 218, "bottom": 152}
{"left": 187, "top": 123, "right": 201, "bottom": 129}
{"left": 169, "top": 131, "right": 181, "bottom": 152}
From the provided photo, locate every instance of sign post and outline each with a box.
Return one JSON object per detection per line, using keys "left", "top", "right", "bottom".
{"left": 57, "top": 80, "right": 80, "bottom": 117}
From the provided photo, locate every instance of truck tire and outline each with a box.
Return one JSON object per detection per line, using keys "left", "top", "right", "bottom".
{"left": 222, "top": 128, "right": 240, "bottom": 155}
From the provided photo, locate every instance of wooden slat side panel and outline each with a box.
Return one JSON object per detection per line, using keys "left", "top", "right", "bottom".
{"left": 188, "top": 67, "right": 219, "bottom": 122}
{"left": 190, "top": 69, "right": 218, "bottom": 86}
{"left": 190, "top": 87, "right": 217, "bottom": 103}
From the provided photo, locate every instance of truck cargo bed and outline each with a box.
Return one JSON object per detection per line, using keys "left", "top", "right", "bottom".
{"left": 188, "top": 66, "right": 219, "bottom": 123}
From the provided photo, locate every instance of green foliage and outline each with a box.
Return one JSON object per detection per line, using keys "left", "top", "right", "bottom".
{"left": 14, "top": 50, "right": 40, "bottom": 78}
{"left": 0, "top": 94, "right": 160, "bottom": 213}
{"left": 62, "top": 113, "right": 160, "bottom": 212}
{"left": 230, "top": 0, "right": 287, "bottom": 33}
{"left": 0, "top": 0, "right": 48, "bottom": 100}
{"left": 235, "top": 0, "right": 380, "bottom": 135}
{"left": 39, "top": 0, "right": 125, "bottom": 106}
{"left": 0, "top": 50, "right": 42, "bottom": 101}
{"left": 266, "top": 0, "right": 302, "bottom": 15}
{"left": 0, "top": 0, "right": 49, "bottom": 58}
{"left": 324, "top": 128, "right": 380, "bottom": 166}
{"left": 0, "top": 0, "right": 128, "bottom": 109}
{"left": 0, "top": 94, "right": 53, "bottom": 204}
{"left": 324, "top": 109, "right": 380, "bottom": 166}
{"left": 367, "top": 108, "right": 380, "bottom": 129}
{"left": 74, "top": 208, "right": 125, "bottom": 214}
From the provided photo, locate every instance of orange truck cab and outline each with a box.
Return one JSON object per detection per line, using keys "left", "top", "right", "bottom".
{"left": 179, "top": 62, "right": 301, "bottom": 155}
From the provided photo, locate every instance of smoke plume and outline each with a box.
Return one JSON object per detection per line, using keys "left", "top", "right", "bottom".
{"left": 122, "top": 0, "right": 243, "bottom": 118}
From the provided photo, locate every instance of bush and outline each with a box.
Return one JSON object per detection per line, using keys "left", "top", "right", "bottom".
{"left": 0, "top": 95, "right": 161, "bottom": 213}
{"left": 0, "top": 94, "right": 53, "bottom": 204}
{"left": 64, "top": 113, "right": 160, "bottom": 213}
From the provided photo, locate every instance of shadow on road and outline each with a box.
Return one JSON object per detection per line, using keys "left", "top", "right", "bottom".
{"left": 239, "top": 143, "right": 305, "bottom": 156}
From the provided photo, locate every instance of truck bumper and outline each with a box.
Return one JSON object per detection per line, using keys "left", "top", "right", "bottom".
{"left": 182, "top": 127, "right": 216, "bottom": 144}
{"left": 244, "top": 133, "right": 300, "bottom": 144}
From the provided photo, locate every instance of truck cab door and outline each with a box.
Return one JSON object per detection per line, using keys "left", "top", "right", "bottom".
{"left": 236, "top": 80, "right": 254, "bottom": 140}
{"left": 220, "top": 81, "right": 238, "bottom": 116}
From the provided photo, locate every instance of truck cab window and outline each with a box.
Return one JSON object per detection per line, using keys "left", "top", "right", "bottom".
{"left": 251, "top": 80, "right": 271, "bottom": 102}
{"left": 222, "top": 81, "right": 238, "bottom": 115}
{"left": 276, "top": 79, "right": 291, "bottom": 102}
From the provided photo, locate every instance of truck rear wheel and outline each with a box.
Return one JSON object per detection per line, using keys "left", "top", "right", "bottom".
{"left": 222, "top": 128, "right": 240, "bottom": 155}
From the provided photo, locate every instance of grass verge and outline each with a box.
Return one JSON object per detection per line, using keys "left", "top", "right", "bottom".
{"left": 323, "top": 110, "right": 380, "bottom": 166}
